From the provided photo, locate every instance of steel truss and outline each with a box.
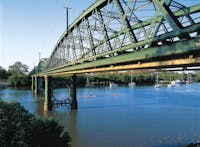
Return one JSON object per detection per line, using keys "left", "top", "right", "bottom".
{"left": 33, "top": 0, "right": 200, "bottom": 75}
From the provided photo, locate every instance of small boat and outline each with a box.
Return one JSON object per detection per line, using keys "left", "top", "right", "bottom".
{"left": 171, "top": 80, "right": 176, "bottom": 86}
{"left": 109, "top": 82, "right": 117, "bottom": 88}
{"left": 154, "top": 84, "right": 161, "bottom": 88}
{"left": 154, "top": 72, "right": 161, "bottom": 88}
{"left": 186, "top": 73, "right": 193, "bottom": 84}
{"left": 129, "top": 82, "right": 136, "bottom": 87}
{"left": 168, "top": 80, "right": 176, "bottom": 88}
{"left": 175, "top": 80, "right": 186, "bottom": 85}
{"left": 167, "top": 84, "right": 172, "bottom": 88}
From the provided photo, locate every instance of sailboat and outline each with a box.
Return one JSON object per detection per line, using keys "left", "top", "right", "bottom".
{"left": 167, "top": 74, "right": 176, "bottom": 88}
{"left": 186, "top": 73, "right": 192, "bottom": 84}
{"left": 154, "top": 72, "right": 161, "bottom": 88}
{"left": 128, "top": 72, "right": 136, "bottom": 87}
{"left": 109, "top": 81, "right": 118, "bottom": 88}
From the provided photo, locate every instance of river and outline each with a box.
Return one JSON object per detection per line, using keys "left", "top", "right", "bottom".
{"left": 0, "top": 83, "right": 200, "bottom": 147}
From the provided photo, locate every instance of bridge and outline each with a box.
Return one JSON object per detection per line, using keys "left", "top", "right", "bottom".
{"left": 31, "top": 0, "right": 200, "bottom": 111}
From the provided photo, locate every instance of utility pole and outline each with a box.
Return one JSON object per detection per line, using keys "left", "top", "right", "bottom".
{"left": 64, "top": 7, "right": 71, "bottom": 33}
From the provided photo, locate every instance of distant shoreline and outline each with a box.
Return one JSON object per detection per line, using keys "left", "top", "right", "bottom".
{"left": 0, "top": 80, "right": 8, "bottom": 87}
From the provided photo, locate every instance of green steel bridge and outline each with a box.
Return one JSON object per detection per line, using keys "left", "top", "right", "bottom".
{"left": 31, "top": 0, "right": 200, "bottom": 111}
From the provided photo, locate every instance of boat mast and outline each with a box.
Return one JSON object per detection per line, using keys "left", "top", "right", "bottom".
{"left": 130, "top": 71, "right": 133, "bottom": 83}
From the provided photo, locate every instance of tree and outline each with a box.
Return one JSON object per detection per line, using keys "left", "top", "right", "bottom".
{"left": 7, "top": 62, "right": 31, "bottom": 87}
{"left": 7, "top": 74, "right": 31, "bottom": 87}
{"left": 0, "top": 100, "right": 71, "bottom": 147}
{"left": 0, "top": 66, "right": 8, "bottom": 79}
{"left": 8, "top": 61, "right": 29, "bottom": 75}
{"left": 196, "top": 72, "right": 200, "bottom": 82}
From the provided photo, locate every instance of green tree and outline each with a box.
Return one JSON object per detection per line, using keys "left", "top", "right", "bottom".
{"left": 0, "top": 66, "right": 8, "bottom": 79}
{"left": 196, "top": 72, "right": 200, "bottom": 82}
{"left": 7, "top": 74, "right": 31, "bottom": 87}
{"left": 7, "top": 62, "right": 31, "bottom": 87}
{"left": 8, "top": 61, "right": 29, "bottom": 75}
{"left": 0, "top": 100, "right": 71, "bottom": 147}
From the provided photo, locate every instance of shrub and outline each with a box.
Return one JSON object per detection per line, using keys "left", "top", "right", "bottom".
{"left": 0, "top": 100, "right": 71, "bottom": 147}
{"left": 7, "top": 74, "right": 31, "bottom": 87}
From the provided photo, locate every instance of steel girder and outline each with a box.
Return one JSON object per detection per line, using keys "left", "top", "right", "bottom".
{"left": 33, "top": 0, "right": 200, "bottom": 76}
{"left": 36, "top": 36, "right": 200, "bottom": 76}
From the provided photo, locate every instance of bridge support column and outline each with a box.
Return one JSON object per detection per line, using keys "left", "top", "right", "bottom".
{"left": 70, "top": 75, "right": 78, "bottom": 109}
{"left": 31, "top": 76, "right": 35, "bottom": 92}
{"left": 34, "top": 76, "right": 38, "bottom": 95}
{"left": 38, "top": 77, "right": 44, "bottom": 94}
{"left": 44, "top": 76, "right": 52, "bottom": 111}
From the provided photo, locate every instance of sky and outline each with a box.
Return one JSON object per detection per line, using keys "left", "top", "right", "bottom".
{"left": 0, "top": 0, "right": 199, "bottom": 71}
{"left": 0, "top": 0, "right": 95, "bottom": 70}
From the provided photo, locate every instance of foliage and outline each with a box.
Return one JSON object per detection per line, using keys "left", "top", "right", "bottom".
{"left": 6, "top": 62, "right": 32, "bottom": 88}
{"left": 0, "top": 100, "right": 71, "bottom": 147}
{"left": 76, "top": 76, "right": 87, "bottom": 86}
{"left": 0, "top": 101, "right": 32, "bottom": 146}
{"left": 187, "top": 142, "right": 200, "bottom": 147}
{"left": 8, "top": 61, "right": 29, "bottom": 75}
{"left": 0, "top": 66, "right": 8, "bottom": 79}
{"left": 7, "top": 74, "right": 31, "bottom": 87}
{"left": 52, "top": 76, "right": 87, "bottom": 88}
{"left": 87, "top": 73, "right": 155, "bottom": 85}
{"left": 196, "top": 72, "right": 200, "bottom": 82}
{"left": 36, "top": 72, "right": 199, "bottom": 89}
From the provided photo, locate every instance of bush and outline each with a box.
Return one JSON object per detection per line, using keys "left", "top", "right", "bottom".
{"left": 0, "top": 100, "right": 71, "bottom": 147}
{"left": 7, "top": 74, "right": 31, "bottom": 87}
{"left": 0, "top": 66, "right": 8, "bottom": 79}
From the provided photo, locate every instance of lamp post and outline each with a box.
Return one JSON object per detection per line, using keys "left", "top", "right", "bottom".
{"left": 64, "top": 7, "right": 71, "bottom": 33}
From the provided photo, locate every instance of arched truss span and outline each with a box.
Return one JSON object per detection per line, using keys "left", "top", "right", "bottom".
{"left": 40, "top": 0, "right": 200, "bottom": 73}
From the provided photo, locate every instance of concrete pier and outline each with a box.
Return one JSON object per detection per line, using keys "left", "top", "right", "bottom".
{"left": 44, "top": 76, "right": 53, "bottom": 111}
{"left": 70, "top": 75, "right": 78, "bottom": 109}
{"left": 34, "top": 76, "right": 38, "bottom": 95}
{"left": 31, "top": 76, "right": 35, "bottom": 92}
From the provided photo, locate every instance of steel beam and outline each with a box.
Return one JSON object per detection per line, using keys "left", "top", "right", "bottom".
{"left": 49, "top": 57, "right": 200, "bottom": 76}
{"left": 113, "top": 0, "right": 138, "bottom": 44}
{"left": 32, "top": 2, "right": 200, "bottom": 77}
{"left": 153, "top": 0, "right": 183, "bottom": 31}
{"left": 39, "top": 25, "right": 200, "bottom": 75}
{"left": 39, "top": 36, "right": 200, "bottom": 76}
{"left": 43, "top": 4, "right": 200, "bottom": 71}
{"left": 95, "top": 9, "right": 113, "bottom": 51}
{"left": 85, "top": 18, "right": 96, "bottom": 55}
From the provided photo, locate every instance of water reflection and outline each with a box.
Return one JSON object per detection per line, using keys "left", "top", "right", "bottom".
{"left": 1, "top": 84, "right": 200, "bottom": 146}
{"left": 43, "top": 108, "right": 78, "bottom": 147}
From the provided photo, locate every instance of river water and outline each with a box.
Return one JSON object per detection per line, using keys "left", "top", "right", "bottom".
{"left": 0, "top": 83, "right": 200, "bottom": 147}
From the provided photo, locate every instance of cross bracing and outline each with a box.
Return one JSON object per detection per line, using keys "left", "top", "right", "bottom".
{"left": 32, "top": 0, "right": 200, "bottom": 76}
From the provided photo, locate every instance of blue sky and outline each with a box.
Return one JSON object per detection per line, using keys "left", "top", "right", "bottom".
{"left": 0, "top": 0, "right": 199, "bottom": 70}
{"left": 0, "top": 0, "right": 95, "bottom": 70}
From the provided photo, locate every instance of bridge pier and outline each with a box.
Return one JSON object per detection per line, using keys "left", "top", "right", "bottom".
{"left": 35, "top": 76, "right": 38, "bottom": 95}
{"left": 70, "top": 75, "right": 78, "bottom": 109}
{"left": 31, "top": 76, "right": 38, "bottom": 95}
{"left": 44, "top": 76, "right": 53, "bottom": 111}
{"left": 31, "top": 76, "right": 35, "bottom": 93}
{"left": 38, "top": 77, "right": 44, "bottom": 94}
{"left": 32, "top": 76, "right": 44, "bottom": 96}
